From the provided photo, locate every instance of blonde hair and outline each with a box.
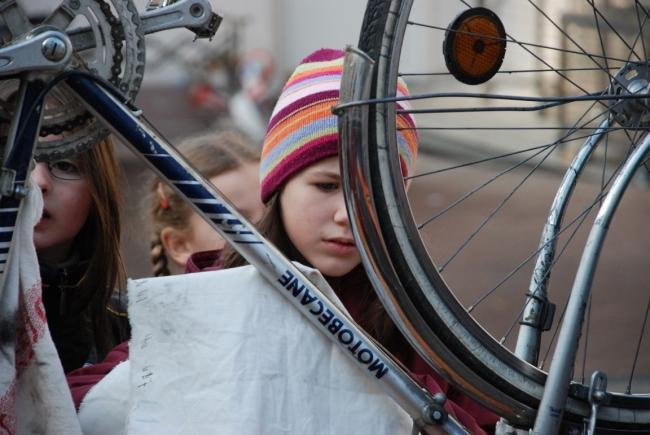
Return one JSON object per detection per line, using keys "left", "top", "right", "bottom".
{"left": 149, "top": 131, "right": 258, "bottom": 276}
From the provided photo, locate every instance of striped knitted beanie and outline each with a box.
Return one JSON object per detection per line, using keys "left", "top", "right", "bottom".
{"left": 260, "top": 48, "right": 418, "bottom": 203}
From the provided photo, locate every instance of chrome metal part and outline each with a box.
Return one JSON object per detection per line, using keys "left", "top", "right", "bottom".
{"left": 70, "top": 0, "right": 221, "bottom": 52}
{"left": 338, "top": 45, "right": 485, "bottom": 434}
{"left": 0, "top": 167, "right": 16, "bottom": 196}
{"left": 41, "top": 36, "right": 68, "bottom": 62}
{"left": 341, "top": 2, "right": 543, "bottom": 425}
{"left": 140, "top": 0, "right": 221, "bottom": 38}
{"left": 426, "top": 393, "right": 448, "bottom": 425}
{"left": 0, "top": 0, "right": 32, "bottom": 40}
{"left": 145, "top": 0, "right": 175, "bottom": 11}
{"left": 609, "top": 62, "right": 650, "bottom": 128}
{"left": 533, "top": 133, "right": 650, "bottom": 435}
{"left": 0, "top": 30, "right": 72, "bottom": 76}
{"left": 586, "top": 371, "right": 609, "bottom": 435}
{"left": 514, "top": 118, "right": 610, "bottom": 365}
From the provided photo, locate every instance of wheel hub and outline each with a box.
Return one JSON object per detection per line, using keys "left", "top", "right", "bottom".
{"left": 609, "top": 62, "right": 650, "bottom": 128}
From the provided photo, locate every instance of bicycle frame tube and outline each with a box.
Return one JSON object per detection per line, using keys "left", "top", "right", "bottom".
{"left": 0, "top": 28, "right": 72, "bottom": 283}
{"left": 64, "top": 73, "right": 463, "bottom": 434}
{"left": 515, "top": 117, "right": 611, "bottom": 365}
{"left": 0, "top": 76, "right": 46, "bottom": 277}
{"left": 533, "top": 132, "right": 650, "bottom": 435}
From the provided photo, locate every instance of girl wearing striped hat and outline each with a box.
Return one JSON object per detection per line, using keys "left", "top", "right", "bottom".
{"left": 224, "top": 48, "right": 496, "bottom": 433}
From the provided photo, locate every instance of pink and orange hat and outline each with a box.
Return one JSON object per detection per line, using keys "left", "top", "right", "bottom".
{"left": 260, "top": 48, "right": 418, "bottom": 203}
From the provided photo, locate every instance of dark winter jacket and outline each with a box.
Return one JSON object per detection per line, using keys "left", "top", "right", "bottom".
{"left": 65, "top": 249, "right": 222, "bottom": 408}
{"left": 41, "top": 256, "right": 128, "bottom": 373}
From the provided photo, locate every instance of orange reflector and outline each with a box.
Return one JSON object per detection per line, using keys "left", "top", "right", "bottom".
{"left": 443, "top": 7, "right": 506, "bottom": 85}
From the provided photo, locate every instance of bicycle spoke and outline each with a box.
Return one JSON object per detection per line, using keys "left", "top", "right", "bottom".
{"left": 399, "top": 67, "right": 624, "bottom": 77}
{"left": 409, "top": 126, "right": 613, "bottom": 181}
{"left": 581, "top": 294, "right": 593, "bottom": 384}
{"left": 415, "top": 97, "right": 617, "bottom": 226}
{"left": 472, "top": 190, "right": 603, "bottom": 315}
{"left": 588, "top": 0, "right": 649, "bottom": 61}
{"left": 635, "top": 1, "right": 650, "bottom": 63}
{"left": 416, "top": 145, "right": 549, "bottom": 231}
{"left": 407, "top": 143, "right": 573, "bottom": 180}
{"left": 409, "top": 0, "right": 639, "bottom": 108}
{"left": 588, "top": 0, "right": 614, "bottom": 91}
{"left": 469, "top": 125, "right": 635, "bottom": 342}
{"left": 407, "top": 20, "right": 635, "bottom": 65}
{"left": 404, "top": 126, "right": 623, "bottom": 132}
{"left": 526, "top": 0, "right": 622, "bottom": 87}
{"left": 438, "top": 143, "right": 559, "bottom": 272}
{"left": 627, "top": 295, "right": 650, "bottom": 394}
{"left": 337, "top": 88, "right": 649, "bottom": 113}
{"left": 412, "top": 129, "right": 604, "bottom": 230}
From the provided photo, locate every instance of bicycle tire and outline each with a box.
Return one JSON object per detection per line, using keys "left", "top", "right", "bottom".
{"left": 352, "top": 0, "right": 650, "bottom": 430}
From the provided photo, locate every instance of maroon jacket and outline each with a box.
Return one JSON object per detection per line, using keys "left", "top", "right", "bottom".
{"left": 328, "top": 268, "right": 497, "bottom": 434}
{"left": 67, "top": 341, "right": 129, "bottom": 409}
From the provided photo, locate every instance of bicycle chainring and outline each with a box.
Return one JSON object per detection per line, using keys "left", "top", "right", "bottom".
{"left": 0, "top": 0, "right": 145, "bottom": 160}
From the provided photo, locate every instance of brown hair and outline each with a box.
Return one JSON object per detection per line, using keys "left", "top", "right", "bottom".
{"left": 149, "top": 130, "right": 259, "bottom": 276}
{"left": 74, "top": 136, "right": 127, "bottom": 357}
{"left": 221, "top": 192, "right": 407, "bottom": 355}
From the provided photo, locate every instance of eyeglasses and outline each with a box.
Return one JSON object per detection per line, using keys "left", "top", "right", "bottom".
{"left": 41, "top": 159, "right": 84, "bottom": 181}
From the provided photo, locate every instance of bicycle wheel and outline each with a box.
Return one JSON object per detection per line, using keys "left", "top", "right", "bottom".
{"left": 347, "top": 0, "right": 650, "bottom": 431}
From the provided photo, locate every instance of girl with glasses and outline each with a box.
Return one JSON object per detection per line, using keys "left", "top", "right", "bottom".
{"left": 31, "top": 136, "right": 128, "bottom": 374}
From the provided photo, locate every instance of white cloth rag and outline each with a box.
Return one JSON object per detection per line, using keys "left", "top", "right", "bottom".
{"left": 0, "top": 181, "right": 82, "bottom": 435}
{"left": 79, "top": 263, "right": 413, "bottom": 434}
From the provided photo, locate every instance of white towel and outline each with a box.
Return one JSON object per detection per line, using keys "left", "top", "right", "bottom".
{"left": 0, "top": 182, "right": 82, "bottom": 435}
{"left": 80, "top": 263, "right": 413, "bottom": 434}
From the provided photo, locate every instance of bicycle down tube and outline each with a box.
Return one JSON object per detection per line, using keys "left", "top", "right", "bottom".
{"left": 61, "top": 72, "right": 468, "bottom": 435}
{"left": 0, "top": 29, "right": 73, "bottom": 293}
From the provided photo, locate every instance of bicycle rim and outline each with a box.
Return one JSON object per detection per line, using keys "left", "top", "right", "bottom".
{"left": 352, "top": 0, "right": 650, "bottom": 430}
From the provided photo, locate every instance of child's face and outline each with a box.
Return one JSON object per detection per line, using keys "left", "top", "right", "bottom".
{"left": 280, "top": 156, "right": 361, "bottom": 277}
{"left": 184, "top": 162, "right": 265, "bottom": 256}
{"left": 32, "top": 160, "right": 92, "bottom": 263}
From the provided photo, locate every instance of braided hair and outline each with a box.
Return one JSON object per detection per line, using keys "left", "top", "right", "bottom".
{"left": 148, "top": 131, "right": 258, "bottom": 276}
